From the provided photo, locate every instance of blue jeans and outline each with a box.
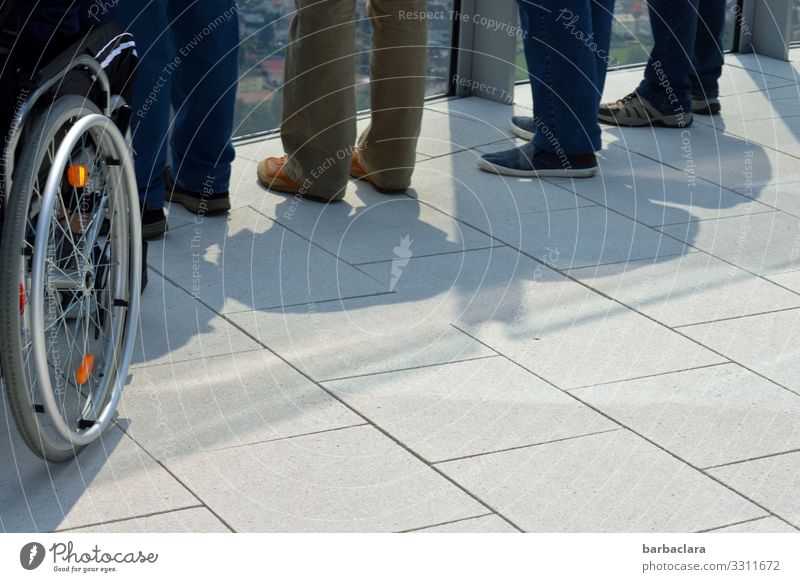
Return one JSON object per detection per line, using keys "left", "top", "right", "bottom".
{"left": 518, "top": 0, "right": 615, "bottom": 154}
{"left": 115, "top": 0, "right": 238, "bottom": 210}
{"left": 637, "top": 0, "right": 726, "bottom": 114}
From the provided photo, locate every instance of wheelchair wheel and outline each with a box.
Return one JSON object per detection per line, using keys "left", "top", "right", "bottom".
{"left": 0, "top": 94, "right": 141, "bottom": 461}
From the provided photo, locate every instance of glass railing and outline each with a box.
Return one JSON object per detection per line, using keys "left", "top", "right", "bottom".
{"left": 516, "top": 0, "right": 743, "bottom": 82}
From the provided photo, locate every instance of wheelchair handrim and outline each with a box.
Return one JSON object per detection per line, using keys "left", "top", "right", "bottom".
{"left": 29, "top": 113, "right": 141, "bottom": 447}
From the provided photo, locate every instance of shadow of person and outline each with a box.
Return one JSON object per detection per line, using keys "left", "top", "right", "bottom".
{"left": 116, "top": 100, "right": 780, "bottom": 456}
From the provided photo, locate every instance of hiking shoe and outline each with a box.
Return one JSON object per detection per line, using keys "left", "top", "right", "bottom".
{"left": 509, "top": 116, "right": 535, "bottom": 140}
{"left": 599, "top": 91, "right": 693, "bottom": 128}
{"left": 691, "top": 96, "right": 721, "bottom": 115}
{"left": 350, "top": 149, "right": 407, "bottom": 194}
{"left": 166, "top": 172, "right": 231, "bottom": 214}
{"left": 141, "top": 206, "right": 167, "bottom": 240}
{"left": 476, "top": 141, "right": 597, "bottom": 178}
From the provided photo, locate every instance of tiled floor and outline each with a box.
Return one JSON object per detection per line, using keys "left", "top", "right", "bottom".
{"left": 4, "top": 52, "right": 800, "bottom": 533}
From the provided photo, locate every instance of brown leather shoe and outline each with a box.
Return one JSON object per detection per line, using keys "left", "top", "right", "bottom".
{"left": 257, "top": 155, "right": 343, "bottom": 203}
{"left": 257, "top": 156, "right": 301, "bottom": 194}
{"left": 350, "top": 149, "right": 407, "bottom": 194}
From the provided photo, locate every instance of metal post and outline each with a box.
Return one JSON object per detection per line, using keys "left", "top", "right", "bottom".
{"left": 750, "top": 0, "right": 793, "bottom": 60}
{"left": 452, "top": 0, "right": 517, "bottom": 103}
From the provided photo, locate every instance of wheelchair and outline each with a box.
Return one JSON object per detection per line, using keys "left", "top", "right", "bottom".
{"left": 0, "top": 19, "right": 142, "bottom": 462}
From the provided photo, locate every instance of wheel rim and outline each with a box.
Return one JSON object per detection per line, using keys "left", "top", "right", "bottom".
{"left": 19, "top": 112, "right": 139, "bottom": 448}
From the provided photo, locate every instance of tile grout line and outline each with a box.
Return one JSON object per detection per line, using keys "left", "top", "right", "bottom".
{"left": 697, "top": 515, "right": 799, "bottom": 533}
{"left": 568, "top": 362, "right": 732, "bottom": 391}
{"left": 54, "top": 505, "right": 206, "bottom": 533}
{"left": 398, "top": 512, "right": 497, "bottom": 533}
{"left": 673, "top": 305, "right": 800, "bottom": 332}
{"left": 148, "top": 259, "right": 394, "bottom": 316}
{"left": 352, "top": 244, "right": 505, "bottom": 267}
{"left": 432, "top": 428, "right": 623, "bottom": 466}
{"left": 450, "top": 324, "right": 798, "bottom": 531}
{"left": 210, "top": 423, "right": 371, "bottom": 453}
{"left": 320, "top": 354, "right": 502, "bottom": 384}
{"left": 702, "top": 447, "right": 800, "bottom": 472}
{"left": 128, "top": 346, "right": 265, "bottom": 372}
{"left": 656, "top": 208, "right": 777, "bottom": 228}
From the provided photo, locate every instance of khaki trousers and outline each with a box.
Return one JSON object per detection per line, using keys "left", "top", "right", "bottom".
{"left": 282, "top": 0, "right": 428, "bottom": 200}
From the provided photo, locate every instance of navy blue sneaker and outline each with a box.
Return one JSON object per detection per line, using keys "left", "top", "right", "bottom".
{"left": 509, "top": 116, "right": 535, "bottom": 140}
{"left": 477, "top": 141, "right": 597, "bottom": 178}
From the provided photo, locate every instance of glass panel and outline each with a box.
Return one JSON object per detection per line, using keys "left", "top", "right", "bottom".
{"left": 793, "top": 0, "right": 800, "bottom": 43}
{"left": 515, "top": 0, "right": 742, "bottom": 82}
{"left": 234, "top": 1, "right": 455, "bottom": 138}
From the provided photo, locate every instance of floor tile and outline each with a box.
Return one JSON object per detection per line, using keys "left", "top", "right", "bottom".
{"left": 416, "top": 108, "right": 509, "bottom": 158}
{"left": 481, "top": 203, "right": 691, "bottom": 269}
{"left": 681, "top": 308, "right": 800, "bottom": 394}
{"left": 710, "top": 113, "right": 800, "bottom": 158}
{"left": 735, "top": 180, "right": 800, "bottom": 217}
{"left": 0, "top": 427, "right": 196, "bottom": 532}
{"left": 766, "top": 268, "right": 800, "bottom": 294}
{"left": 354, "top": 245, "right": 519, "bottom": 302}
{"left": 228, "top": 299, "right": 496, "bottom": 382}
{"left": 438, "top": 430, "right": 765, "bottom": 532}
{"left": 604, "top": 124, "right": 800, "bottom": 192}
{"left": 412, "top": 149, "right": 597, "bottom": 238}
{"left": 66, "top": 507, "right": 230, "bottom": 533}
{"left": 415, "top": 514, "right": 519, "bottom": 533}
{"left": 148, "top": 206, "right": 385, "bottom": 313}
{"left": 240, "top": 185, "right": 497, "bottom": 265}
{"left": 717, "top": 57, "right": 799, "bottom": 96}
{"left": 325, "top": 357, "right": 616, "bottom": 463}
{"left": 708, "top": 452, "right": 800, "bottom": 529}
{"left": 425, "top": 98, "right": 530, "bottom": 133}
{"left": 707, "top": 517, "right": 798, "bottom": 533}
{"left": 546, "top": 147, "right": 772, "bottom": 227}
{"left": 727, "top": 53, "right": 800, "bottom": 83}
{"left": 700, "top": 83, "right": 800, "bottom": 124}
{"left": 659, "top": 211, "right": 800, "bottom": 277}
{"left": 132, "top": 272, "right": 261, "bottom": 368}
{"left": 167, "top": 425, "right": 486, "bottom": 532}
{"left": 455, "top": 257, "right": 725, "bottom": 389}
{"left": 574, "top": 364, "right": 800, "bottom": 468}
{"left": 120, "top": 350, "right": 362, "bottom": 460}
{"left": 570, "top": 252, "right": 800, "bottom": 327}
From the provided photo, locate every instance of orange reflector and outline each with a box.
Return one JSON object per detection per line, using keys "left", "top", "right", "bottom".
{"left": 67, "top": 164, "right": 89, "bottom": 188}
{"left": 77, "top": 354, "right": 94, "bottom": 385}
{"left": 19, "top": 283, "right": 25, "bottom": 314}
